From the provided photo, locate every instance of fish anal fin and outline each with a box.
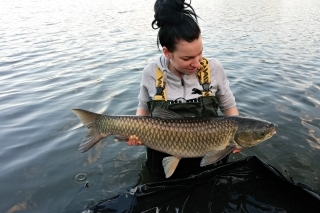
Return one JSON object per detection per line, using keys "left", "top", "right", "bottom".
{"left": 200, "top": 145, "right": 235, "bottom": 167}
{"left": 162, "top": 156, "right": 181, "bottom": 178}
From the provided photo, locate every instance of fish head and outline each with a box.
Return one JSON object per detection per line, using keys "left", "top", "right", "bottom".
{"left": 234, "top": 117, "right": 278, "bottom": 147}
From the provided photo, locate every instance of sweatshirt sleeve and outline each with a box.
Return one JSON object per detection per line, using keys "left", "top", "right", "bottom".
{"left": 137, "top": 63, "right": 155, "bottom": 111}
{"left": 210, "top": 59, "right": 237, "bottom": 112}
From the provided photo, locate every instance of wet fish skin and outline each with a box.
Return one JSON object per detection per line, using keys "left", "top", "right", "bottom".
{"left": 73, "top": 108, "right": 277, "bottom": 178}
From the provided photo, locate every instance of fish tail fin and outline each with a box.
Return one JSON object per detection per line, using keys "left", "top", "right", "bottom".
{"left": 72, "top": 109, "right": 105, "bottom": 153}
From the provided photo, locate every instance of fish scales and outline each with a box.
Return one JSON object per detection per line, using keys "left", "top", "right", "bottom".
{"left": 96, "top": 115, "right": 239, "bottom": 158}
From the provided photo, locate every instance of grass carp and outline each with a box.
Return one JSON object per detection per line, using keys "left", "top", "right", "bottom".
{"left": 73, "top": 107, "right": 278, "bottom": 178}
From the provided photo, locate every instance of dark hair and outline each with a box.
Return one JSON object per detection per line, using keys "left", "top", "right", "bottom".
{"left": 152, "top": 0, "right": 201, "bottom": 52}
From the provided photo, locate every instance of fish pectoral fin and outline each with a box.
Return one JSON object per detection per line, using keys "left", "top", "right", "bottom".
{"left": 200, "top": 145, "right": 235, "bottom": 167}
{"left": 162, "top": 156, "right": 181, "bottom": 178}
{"left": 113, "top": 135, "right": 129, "bottom": 142}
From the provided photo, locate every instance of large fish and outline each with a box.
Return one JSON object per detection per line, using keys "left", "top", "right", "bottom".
{"left": 73, "top": 107, "right": 278, "bottom": 178}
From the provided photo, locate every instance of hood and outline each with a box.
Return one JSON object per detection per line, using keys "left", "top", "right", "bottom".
{"left": 156, "top": 55, "right": 169, "bottom": 72}
{"left": 155, "top": 55, "right": 182, "bottom": 82}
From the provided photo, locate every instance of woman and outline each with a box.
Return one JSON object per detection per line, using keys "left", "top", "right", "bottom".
{"left": 128, "top": 0, "right": 239, "bottom": 177}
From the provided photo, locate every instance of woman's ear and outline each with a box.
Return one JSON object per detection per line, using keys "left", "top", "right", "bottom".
{"left": 162, "top": 47, "right": 171, "bottom": 59}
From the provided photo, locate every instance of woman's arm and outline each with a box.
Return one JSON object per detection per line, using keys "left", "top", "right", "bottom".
{"left": 136, "top": 108, "right": 150, "bottom": 116}
{"left": 223, "top": 106, "right": 239, "bottom": 116}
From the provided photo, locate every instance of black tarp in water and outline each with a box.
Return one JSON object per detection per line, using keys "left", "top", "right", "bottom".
{"left": 84, "top": 156, "right": 320, "bottom": 212}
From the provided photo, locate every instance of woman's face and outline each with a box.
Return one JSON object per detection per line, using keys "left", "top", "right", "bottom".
{"left": 163, "top": 36, "right": 203, "bottom": 77}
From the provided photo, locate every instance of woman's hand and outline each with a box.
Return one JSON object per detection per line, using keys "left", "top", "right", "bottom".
{"left": 232, "top": 148, "right": 242, "bottom": 153}
{"left": 126, "top": 108, "right": 149, "bottom": 146}
{"left": 127, "top": 135, "right": 143, "bottom": 146}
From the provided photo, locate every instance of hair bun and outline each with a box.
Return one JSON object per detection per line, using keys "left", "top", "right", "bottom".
{"left": 152, "top": 0, "right": 188, "bottom": 28}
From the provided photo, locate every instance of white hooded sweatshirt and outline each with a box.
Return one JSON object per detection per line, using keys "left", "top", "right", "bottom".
{"left": 137, "top": 55, "right": 236, "bottom": 113}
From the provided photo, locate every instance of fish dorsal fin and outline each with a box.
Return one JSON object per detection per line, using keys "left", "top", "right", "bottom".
{"left": 152, "top": 107, "right": 183, "bottom": 119}
{"left": 200, "top": 145, "right": 235, "bottom": 167}
{"left": 162, "top": 156, "right": 181, "bottom": 178}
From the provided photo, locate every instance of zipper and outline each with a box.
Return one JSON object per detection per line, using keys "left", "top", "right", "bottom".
{"left": 181, "top": 74, "right": 186, "bottom": 99}
{"left": 181, "top": 77, "right": 184, "bottom": 86}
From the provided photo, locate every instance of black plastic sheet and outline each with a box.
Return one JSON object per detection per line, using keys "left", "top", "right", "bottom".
{"left": 85, "top": 156, "right": 320, "bottom": 212}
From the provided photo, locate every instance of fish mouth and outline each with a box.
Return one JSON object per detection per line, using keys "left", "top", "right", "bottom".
{"left": 271, "top": 127, "right": 277, "bottom": 136}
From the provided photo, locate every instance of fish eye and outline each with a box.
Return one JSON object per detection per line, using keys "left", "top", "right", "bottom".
{"left": 260, "top": 130, "right": 265, "bottom": 136}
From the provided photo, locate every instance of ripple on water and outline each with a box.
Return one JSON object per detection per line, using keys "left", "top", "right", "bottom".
{"left": 74, "top": 173, "right": 88, "bottom": 183}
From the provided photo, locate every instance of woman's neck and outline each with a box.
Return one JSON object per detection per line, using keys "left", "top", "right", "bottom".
{"left": 168, "top": 61, "right": 182, "bottom": 78}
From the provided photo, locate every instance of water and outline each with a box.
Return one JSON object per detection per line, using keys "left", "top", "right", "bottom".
{"left": 0, "top": 0, "right": 319, "bottom": 212}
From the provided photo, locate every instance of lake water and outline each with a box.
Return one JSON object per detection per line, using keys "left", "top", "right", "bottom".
{"left": 0, "top": 0, "right": 319, "bottom": 212}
